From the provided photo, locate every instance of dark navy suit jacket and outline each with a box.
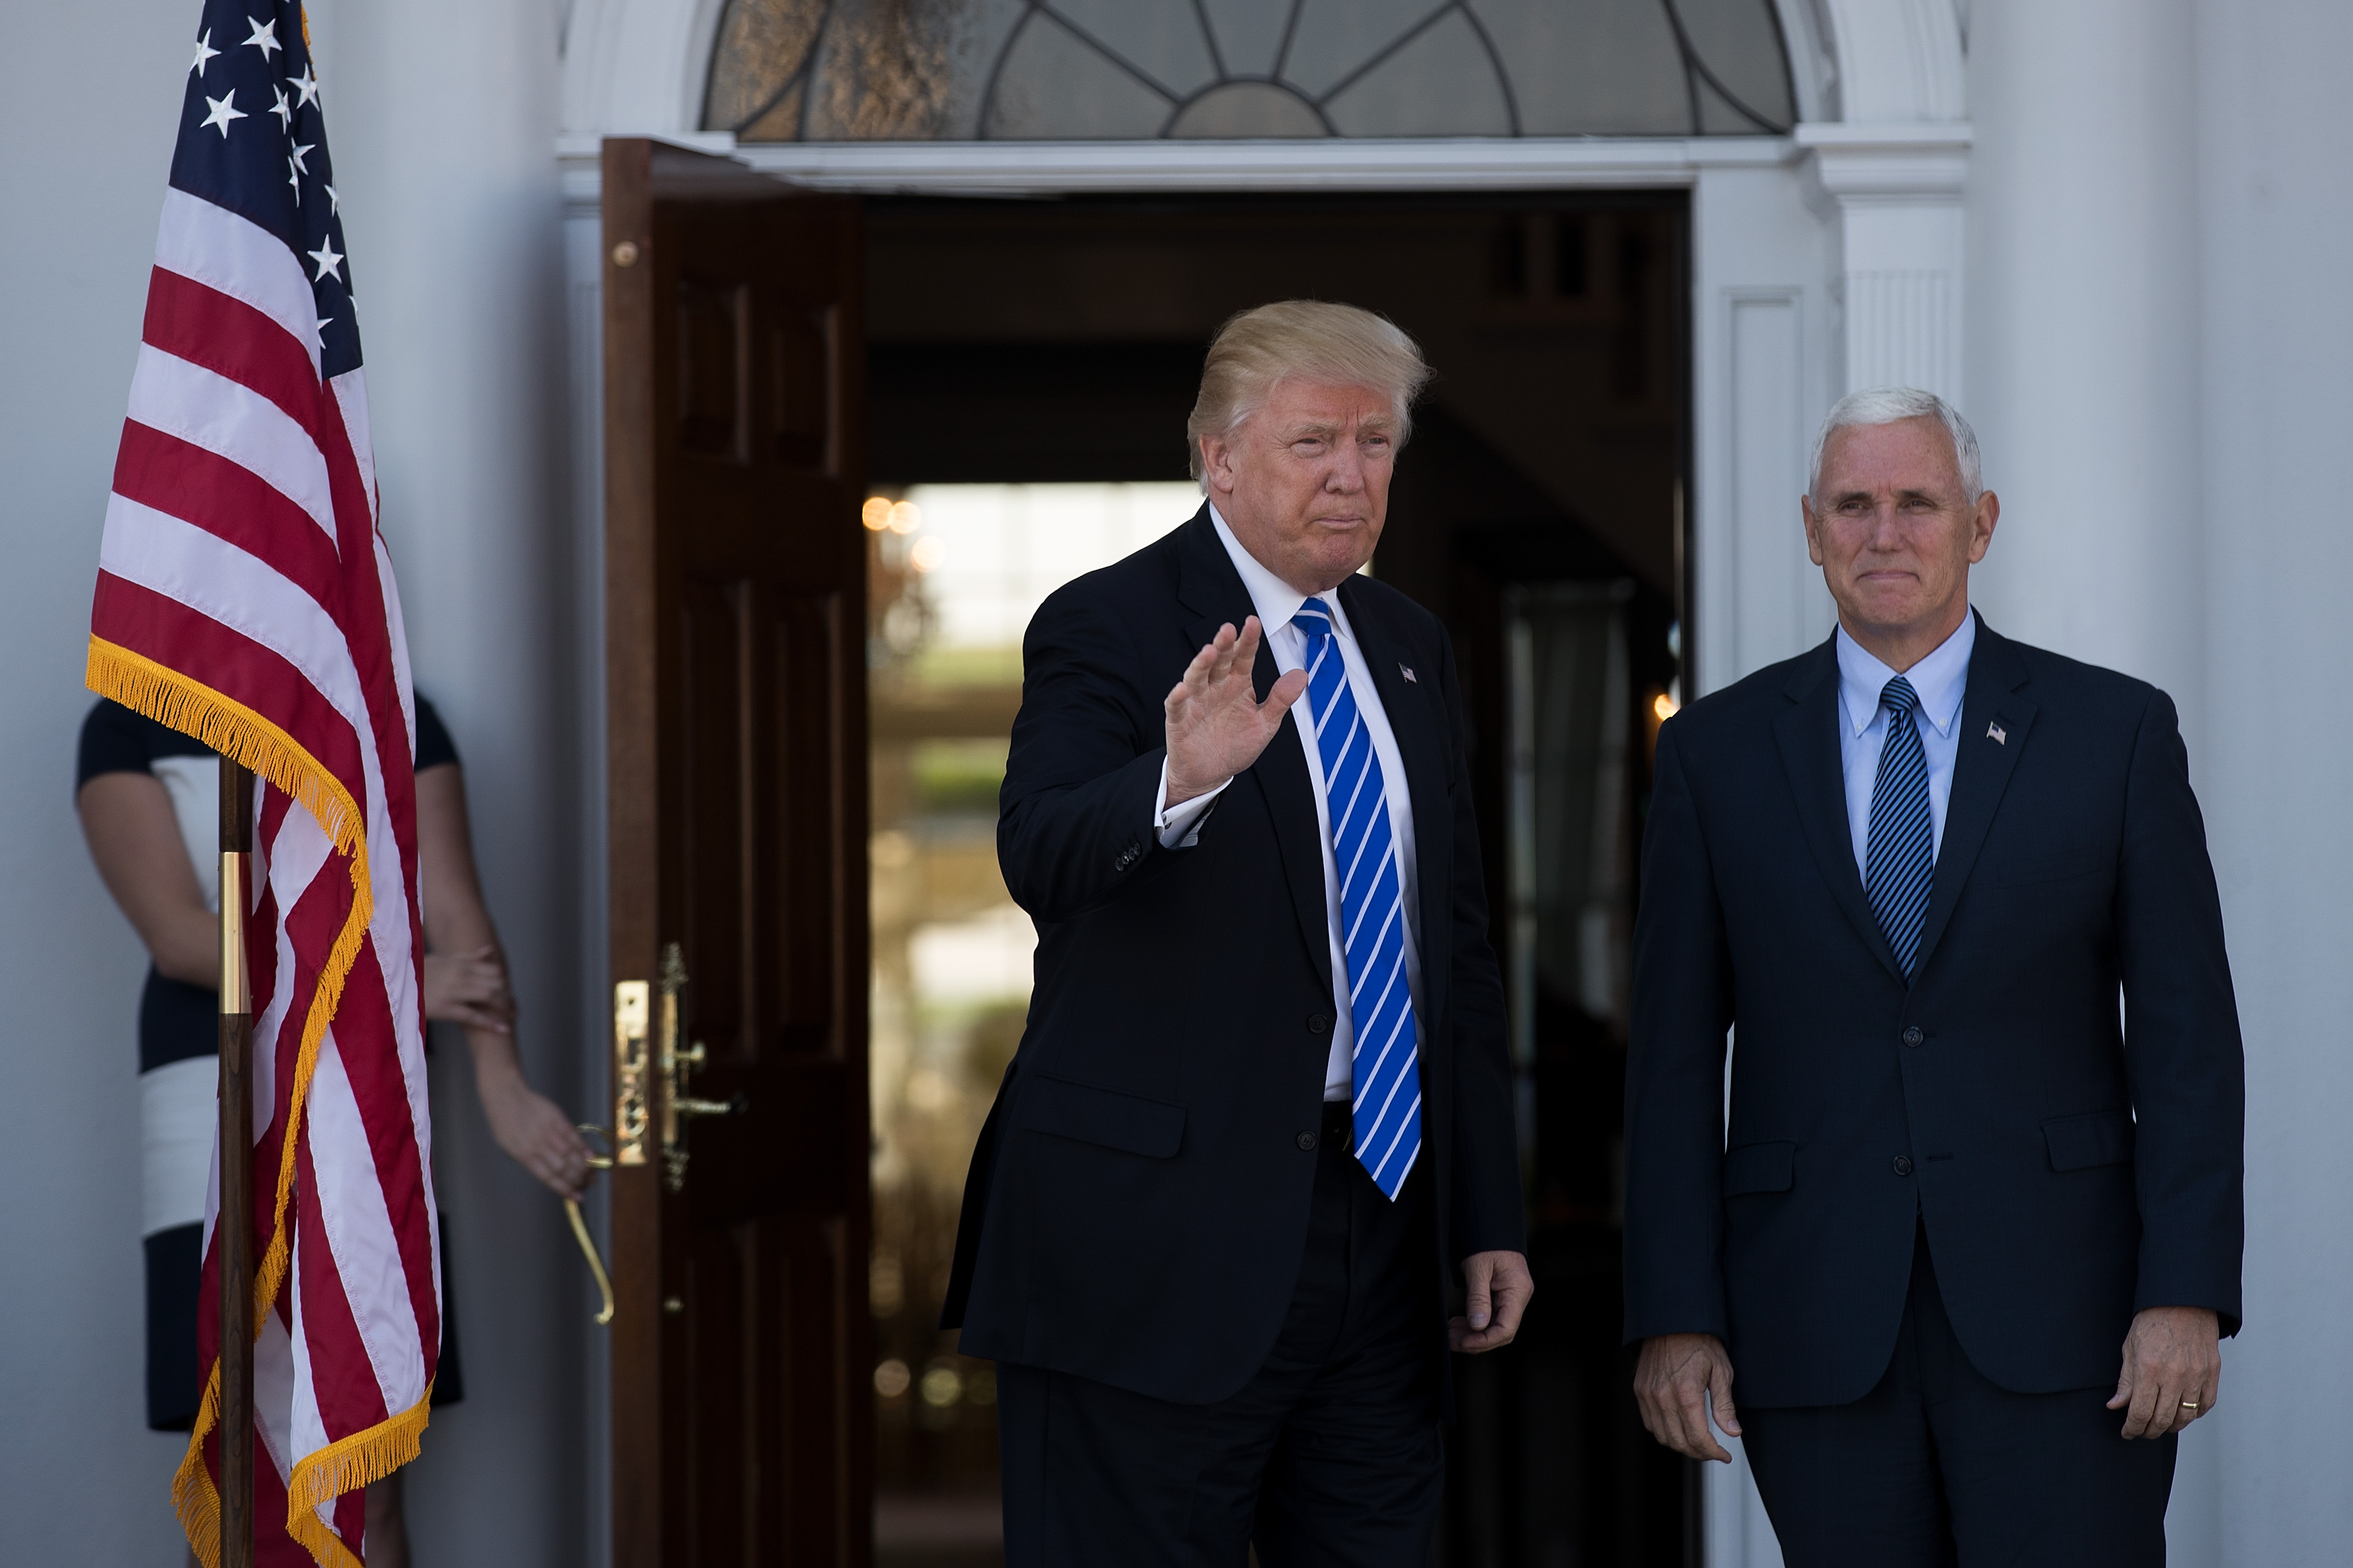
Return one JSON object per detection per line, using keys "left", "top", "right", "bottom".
{"left": 1624, "top": 616, "right": 2244, "bottom": 1407}
{"left": 942, "top": 507, "right": 1523, "bottom": 1404}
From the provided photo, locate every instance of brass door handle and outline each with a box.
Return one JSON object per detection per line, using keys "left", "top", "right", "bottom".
{"left": 673, "top": 1092, "right": 748, "bottom": 1119}
{"left": 567, "top": 1124, "right": 617, "bottom": 1325}
{"left": 565, "top": 1199, "right": 616, "bottom": 1326}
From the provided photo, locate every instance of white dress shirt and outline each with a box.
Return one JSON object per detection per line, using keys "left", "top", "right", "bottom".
{"left": 1836, "top": 611, "right": 1975, "bottom": 878}
{"left": 1153, "top": 507, "right": 1424, "bottom": 1101}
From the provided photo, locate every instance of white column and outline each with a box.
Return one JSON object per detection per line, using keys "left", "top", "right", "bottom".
{"left": 1962, "top": 0, "right": 2205, "bottom": 739}
{"left": 1798, "top": 123, "right": 1973, "bottom": 405}
{"left": 2191, "top": 2, "right": 2353, "bottom": 1564}
{"left": 309, "top": 2, "right": 589, "bottom": 1562}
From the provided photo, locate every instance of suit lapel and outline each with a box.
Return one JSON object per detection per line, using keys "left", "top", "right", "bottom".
{"left": 1911, "top": 618, "right": 2037, "bottom": 977}
{"left": 1773, "top": 636, "right": 1906, "bottom": 983}
{"left": 1176, "top": 510, "right": 1332, "bottom": 995}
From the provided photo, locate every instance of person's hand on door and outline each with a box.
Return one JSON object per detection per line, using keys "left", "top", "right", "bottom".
{"left": 473, "top": 1051, "right": 595, "bottom": 1199}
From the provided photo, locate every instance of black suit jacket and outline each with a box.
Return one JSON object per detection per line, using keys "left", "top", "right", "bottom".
{"left": 1623, "top": 617, "right": 2244, "bottom": 1407}
{"left": 942, "top": 507, "right": 1522, "bottom": 1404}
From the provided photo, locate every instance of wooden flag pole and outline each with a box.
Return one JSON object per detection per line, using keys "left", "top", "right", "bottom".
{"left": 218, "top": 758, "right": 256, "bottom": 1568}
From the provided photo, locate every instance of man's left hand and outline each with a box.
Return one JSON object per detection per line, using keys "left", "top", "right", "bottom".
{"left": 1451, "top": 1251, "right": 1533, "bottom": 1353}
{"left": 2108, "top": 1305, "right": 2221, "bottom": 1439}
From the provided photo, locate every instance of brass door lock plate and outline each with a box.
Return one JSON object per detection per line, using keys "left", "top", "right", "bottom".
{"left": 612, "top": 981, "right": 650, "bottom": 1167}
{"left": 656, "top": 943, "right": 695, "bottom": 1192}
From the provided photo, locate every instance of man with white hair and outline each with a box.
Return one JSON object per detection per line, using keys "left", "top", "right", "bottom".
{"left": 944, "top": 301, "right": 1530, "bottom": 1564}
{"left": 1623, "top": 387, "right": 2245, "bottom": 1563}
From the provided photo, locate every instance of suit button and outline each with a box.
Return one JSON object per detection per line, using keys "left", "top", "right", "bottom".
{"left": 1113, "top": 844, "right": 1139, "bottom": 871}
{"left": 1893, "top": 1156, "right": 1915, "bottom": 1176}
{"left": 1297, "top": 1131, "right": 1318, "bottom": 1151}
{"left": 1308, "top": 1013, "right": 1329, "bottom": 1034}
{"left": 1902, "top": 1027, "right": 1924, "bottom": 1048}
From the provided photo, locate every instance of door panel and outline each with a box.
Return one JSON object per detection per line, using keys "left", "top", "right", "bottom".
{"left": 604, "top": 136, "right": 870, "bottom": 1568}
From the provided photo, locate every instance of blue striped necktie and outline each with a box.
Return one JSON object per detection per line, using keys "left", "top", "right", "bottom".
{"left": 1292, "top": 597, "right": 1421, "bottom": 1200}
{"left": 1865, "top": 675, "right": 1935, "bottom": 978}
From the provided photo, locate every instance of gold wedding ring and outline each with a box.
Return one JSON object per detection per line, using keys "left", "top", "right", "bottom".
{"left": 2180, "top": 1400, "right": 2200, "bottom": 1410}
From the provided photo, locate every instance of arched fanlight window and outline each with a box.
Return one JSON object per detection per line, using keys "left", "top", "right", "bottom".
{"left": 704, "top": 0, "right": 1795, "bottom": 142}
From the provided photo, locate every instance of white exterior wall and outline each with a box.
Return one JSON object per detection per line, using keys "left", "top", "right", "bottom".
{"left": 2193, "top": 2, "right": 2353, "bottom": 1562}
{"left": 0, "top": 3, "right": 214, "bottom": 1560}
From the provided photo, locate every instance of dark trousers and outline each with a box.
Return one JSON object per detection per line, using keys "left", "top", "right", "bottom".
{"left": 1741, "top": 1224, "right": 2177, "bottom": 1568}
{"left": 998, "top": 1100, "right": 1443, "bottom": 1567}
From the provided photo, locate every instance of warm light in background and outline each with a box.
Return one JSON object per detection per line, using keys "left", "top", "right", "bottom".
{"left": 908, "top": 536, "right": 946, "bottom": 573}
{"left": 888, "top": 481, "right": 1202, "bottom": 650}
{"left": 1652, "top": 692, "right": 1680, "bottom": 721}
{"left": 863, "top": 496, "right": 927, "bottom": 534}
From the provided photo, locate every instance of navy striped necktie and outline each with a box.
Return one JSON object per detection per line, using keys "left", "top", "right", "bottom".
{"left": 1293, "top": 597, "right": 1421, "bottom": 1200}
{"left": 1866, "top": 675, "right": 1935, "bottom": 977}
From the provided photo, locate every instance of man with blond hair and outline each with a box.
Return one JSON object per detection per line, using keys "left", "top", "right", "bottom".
{"left": 1623, "top": 387, "right": 2245, "bottom": 1564}
{"left": 944, "top": 301, "right": 1530, "bottom": 1564}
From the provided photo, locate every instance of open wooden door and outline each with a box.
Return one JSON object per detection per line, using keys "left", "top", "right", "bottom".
{"left": 602, "top": 137, "right": 870, "bottom": 1567}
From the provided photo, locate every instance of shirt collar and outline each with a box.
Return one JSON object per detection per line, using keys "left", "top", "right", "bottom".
{"left": 1208, "top": 505, "right": 1356, "bottom": 643}
{"left": 1835, "top": 610, "right": 1975, "bottom": 739}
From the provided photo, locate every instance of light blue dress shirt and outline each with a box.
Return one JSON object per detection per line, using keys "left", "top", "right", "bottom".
{"left": 1835, "top": 612, "right": 1975, "bottom": 879}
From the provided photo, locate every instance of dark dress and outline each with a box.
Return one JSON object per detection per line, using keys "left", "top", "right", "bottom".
{"left": 80, "top": 696, "right": 467, "bottom": 1429}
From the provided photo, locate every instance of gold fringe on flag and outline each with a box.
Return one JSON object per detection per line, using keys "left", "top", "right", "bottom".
{"left": 284, "top": 1385, "right": 435, "bottom": 1568}
{"left": 86, "top": 638, "right": 429, "bottom": 1567}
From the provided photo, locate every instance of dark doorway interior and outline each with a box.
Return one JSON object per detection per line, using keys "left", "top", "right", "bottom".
{"left": 863, "top": 192, "right": 1692, "bottom": 1568}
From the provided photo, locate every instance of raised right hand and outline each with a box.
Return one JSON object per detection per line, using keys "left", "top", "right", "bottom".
{"left": 1164, "top": 617, "right": 1309, "bottom": 806}
{"left": 1634, "top": 1332, "right": 1742, "bottom": 1462}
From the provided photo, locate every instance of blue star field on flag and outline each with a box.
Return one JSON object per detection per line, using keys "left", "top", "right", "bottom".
{"left": 175, "top": 1, "right": 361, "bottom": 377}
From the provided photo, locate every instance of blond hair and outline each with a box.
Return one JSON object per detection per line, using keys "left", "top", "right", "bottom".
{"left": 1186, "top": 301, "right": 1432, "bottom": 483}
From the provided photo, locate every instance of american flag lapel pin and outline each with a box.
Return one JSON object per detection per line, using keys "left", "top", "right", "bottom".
{"left": 1400, "top": 664, "right": 1417, "bottom": 683}
{"left": 1987, "top": 721, "right": 2007, "bottom": 745}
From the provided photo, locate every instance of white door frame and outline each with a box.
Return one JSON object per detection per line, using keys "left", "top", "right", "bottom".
{"left": 556, "top": 8, "right": 1972, "bottom": 1567}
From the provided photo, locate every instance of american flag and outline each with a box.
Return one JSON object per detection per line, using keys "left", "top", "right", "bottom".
{"left": 86, "top": 4, "right": 436, "bottom": 1564}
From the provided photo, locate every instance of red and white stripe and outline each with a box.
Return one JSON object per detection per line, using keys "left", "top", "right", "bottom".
{"left": 92, "top": 185, "right": 435, "bottom": 1567}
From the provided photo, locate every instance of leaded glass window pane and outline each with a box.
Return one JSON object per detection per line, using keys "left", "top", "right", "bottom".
{"left": 703, "top": 0, "right": 1796, "bottom": 142}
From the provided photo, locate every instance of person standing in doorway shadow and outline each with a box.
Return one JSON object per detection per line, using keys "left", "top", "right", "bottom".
{"left": 1623, "top": 387, "right": 2245, "bottom": 1565}
{"left": 944, "top": 301, "right": 1531, "bottom": 1565}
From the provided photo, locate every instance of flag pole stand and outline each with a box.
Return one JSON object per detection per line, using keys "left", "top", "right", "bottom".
{"left": 218, "top": 759, "right": 256, "bottom": 1568}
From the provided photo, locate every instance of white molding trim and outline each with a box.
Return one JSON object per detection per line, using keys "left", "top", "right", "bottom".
{"left": 1817, "top": 0, "right": 1967, "bottom": 121}
{"left": 1794, "top": 121, "right": 1972, "bottom": 402}
{"left": 552, "top": 132, "right": 1797, "bottom": 197}
{"left": 1773, "top": 0, "right": 1844, "bottom": 124}
{"left": 1796, "top": 120, "right": 1971, "bottom": 201}
{"left": 562, "top": 0, "right": 715, "bottom": 136}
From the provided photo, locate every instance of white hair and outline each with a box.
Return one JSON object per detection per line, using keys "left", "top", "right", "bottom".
{"left": 1808, "top": 386, "right": 1983, "bottom": 502}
